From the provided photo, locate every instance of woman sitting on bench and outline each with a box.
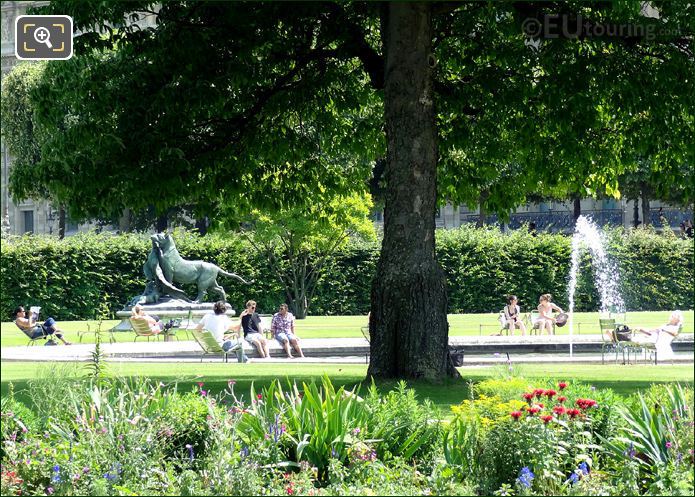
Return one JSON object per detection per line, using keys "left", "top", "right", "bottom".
{"left": 14, "top": 305, "right": 71, "bottom": 345}
{"left": 533, "top": 294, "right": 564, "bottom": 335}
{"left": 503, "top": 295, "right": 527, "bottom": 336}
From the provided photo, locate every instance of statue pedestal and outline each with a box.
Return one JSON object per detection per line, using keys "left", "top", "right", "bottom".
{"left": 113, "top": 300, "right": 236, "bottom": 332}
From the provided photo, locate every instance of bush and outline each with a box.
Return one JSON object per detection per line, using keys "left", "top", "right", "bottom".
{"left": 364, "top": 381, "right": 443, "bottom": 471}
{"left": 1, "top": 226, "right": 691, "bottom": 319}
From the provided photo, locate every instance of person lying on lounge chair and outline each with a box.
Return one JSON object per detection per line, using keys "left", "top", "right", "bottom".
{"left": 14, "top": 305, "right": 71, "bottom": 345}
{"left": 630, "top": 310, "right": 684, "bottom": 360}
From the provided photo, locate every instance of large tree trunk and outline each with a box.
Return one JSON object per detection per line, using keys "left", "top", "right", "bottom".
{"left": 368, "top": 3, "right": 458, "bottom": 380}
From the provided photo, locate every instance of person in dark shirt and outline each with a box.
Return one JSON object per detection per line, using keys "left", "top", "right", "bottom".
{"left": 240, "top": 300, "right": 270, "bottom": 358}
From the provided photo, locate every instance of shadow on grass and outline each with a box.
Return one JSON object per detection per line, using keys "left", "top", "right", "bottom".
{"left": 2, "top": 362, "right": 692, "bottom": 415}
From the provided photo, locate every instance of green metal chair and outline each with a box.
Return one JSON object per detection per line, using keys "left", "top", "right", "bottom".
{"left": 599, "top": 318, "right": 624, "bottom": 364}
{"left": 130, "top": 318, "right": 162, "bottom": 342}
{"left": 191, "top": 328, "right": 237, "bottom": 362}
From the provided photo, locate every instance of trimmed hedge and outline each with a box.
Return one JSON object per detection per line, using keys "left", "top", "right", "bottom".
{"left": 0, "top": 227, "right": 691, "bottom": 320}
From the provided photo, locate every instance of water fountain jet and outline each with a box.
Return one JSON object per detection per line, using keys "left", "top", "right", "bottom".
{"left": 567, "top": 216, "right": 625, "bottom": 357}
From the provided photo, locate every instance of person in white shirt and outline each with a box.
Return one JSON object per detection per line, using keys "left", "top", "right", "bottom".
{"left": 631, "top": 310, "right": 684, "bottom": 360}
{"left": 196, "top": 301, "right": 245, "bottom": 360}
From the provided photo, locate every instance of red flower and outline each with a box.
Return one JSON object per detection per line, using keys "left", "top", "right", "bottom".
{"left": 537, "top": 403, "right": 544, "bottom": 408}
{"left": 257, "top": 394, "right": 263, "bottom": 400}
{"left": 557, "top": 396, "right": 567, "bottom": 403}
{"left": 510, "top": 411, "right": 523, "bottom": 420}
{"left": 575, "top": 398, "right": 597, "bottom": 410}
{"left": 544, "top": 389, "right": 557, "bottom": 399}
{"left": 522, "top": 392, "right": 534, "bottom": 403}
{"left": 553, "top": 405, "right": 566, "bottom": 416}
{"left": 533, "top": 388, "right": 545, "bottom": 398}
{"left": 527, "top": 406, "right": 540, "bottom": 415}
{"left": 197, "top": 382, "right": 204, "bottom": 388}
{"left": 558, "top": 381, "right": 568, "bottom": 390}
{"left": 567, "top": 408, "right": 581, "bottom": 419}
{"left": 540, "top": 415, "right": 553, "bottom": 424}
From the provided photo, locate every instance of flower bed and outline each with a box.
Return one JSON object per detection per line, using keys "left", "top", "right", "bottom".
{"left": 1, "top": 375, "right": 692, "bottom": 496}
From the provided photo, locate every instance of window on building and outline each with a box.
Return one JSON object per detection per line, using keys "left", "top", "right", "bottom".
{"left": 22, "top": 210, "right": 34, "bottom": 234}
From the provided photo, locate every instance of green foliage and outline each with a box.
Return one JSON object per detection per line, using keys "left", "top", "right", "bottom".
{"left": 438, "top": 225, "right": 694, "bottom": 312}
{"left": 242, "top": 192, "right": 375, "bottom": 317}
{"left": 1, "top": 226, "right": 691, "bottom": 319}
{"left": 605, "top": 384, "right": 691, "bottom": 470}
{"left": 364, "top": 381, "right": 443, "bottom": 470}
{"left": 2, "top": 372, "right": 694, "bottom": 496}
{"left": 237, "top": 376, "right": 370, "bottom": 478}
{"left": 0, "top": 62, "right": 47, "bottom": 202}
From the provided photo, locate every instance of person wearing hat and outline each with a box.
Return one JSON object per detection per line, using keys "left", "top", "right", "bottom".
{"left": 534, "top": 294, "right": 564, "bottom": 335}
{"left": 503, "top": 295, "right": 527, "bottom": 336}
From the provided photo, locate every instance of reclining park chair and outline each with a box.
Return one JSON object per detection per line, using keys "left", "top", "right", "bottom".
{"left": 624, "top": 323, "right": 683, "bottom": 365}
{"left": 191, "top": 328, "right": 241, "bottom": 363}
{"left": 129, "top": 318, "right": 162, "bottom": 342}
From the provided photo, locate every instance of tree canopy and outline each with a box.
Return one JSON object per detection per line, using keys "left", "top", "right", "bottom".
{"left": 5, "top": 1, "right": 692, "bottom": 222}
{"left": 3, "top": 0, "right": 693, "bottom": 379}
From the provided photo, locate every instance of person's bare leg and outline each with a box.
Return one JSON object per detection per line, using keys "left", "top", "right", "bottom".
{"left": 262, "top": 338, "right": 271, "bottom": 358}
{"left": 253, "top": 340, "right": 266, "bottom": 358}
{"left": 519, "top": 321, "right": 527, "bottom": 336}
{"left": 282, "top": 339, "right": 293, "bottom": 358}
{"left": 290, "top": 339, "right": 304, "bottom": 358}
{"left": 53, "top": 327, "right": 71, "bottom": 345}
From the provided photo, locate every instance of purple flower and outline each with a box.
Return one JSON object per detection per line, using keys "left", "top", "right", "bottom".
{"left": 578, "top": 462, "right": 589, "bottom": 475}
{"left": 665, "top": 442, "right": 673, "bottom": 449}
{"left": 46, "top": 487, "right": 54, "bottom": 495}
{"left": 624, "top": 442, "right": 636, "bottom": 459}
{"left": 567, "top": 473, "right": 580, "bottom": 485}
{"left": 240, "top": 446, "right": 249, "bottom": 459}
{"left": 53, "top": 464, "right": 60, "bottom": 472}
{"left": 516, "top": 466, "right": 534, "bottom": 488}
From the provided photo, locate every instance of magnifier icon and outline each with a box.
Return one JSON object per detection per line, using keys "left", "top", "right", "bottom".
{"left": 33, "top": 27, "right": 53, "bottom": 49}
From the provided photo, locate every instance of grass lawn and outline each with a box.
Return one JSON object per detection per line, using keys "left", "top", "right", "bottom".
{"left": 2, "top": 361, "right": 692, "bottom": 415}
{"left": 1, "top": 310, "right": 692, "bottom": 347}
